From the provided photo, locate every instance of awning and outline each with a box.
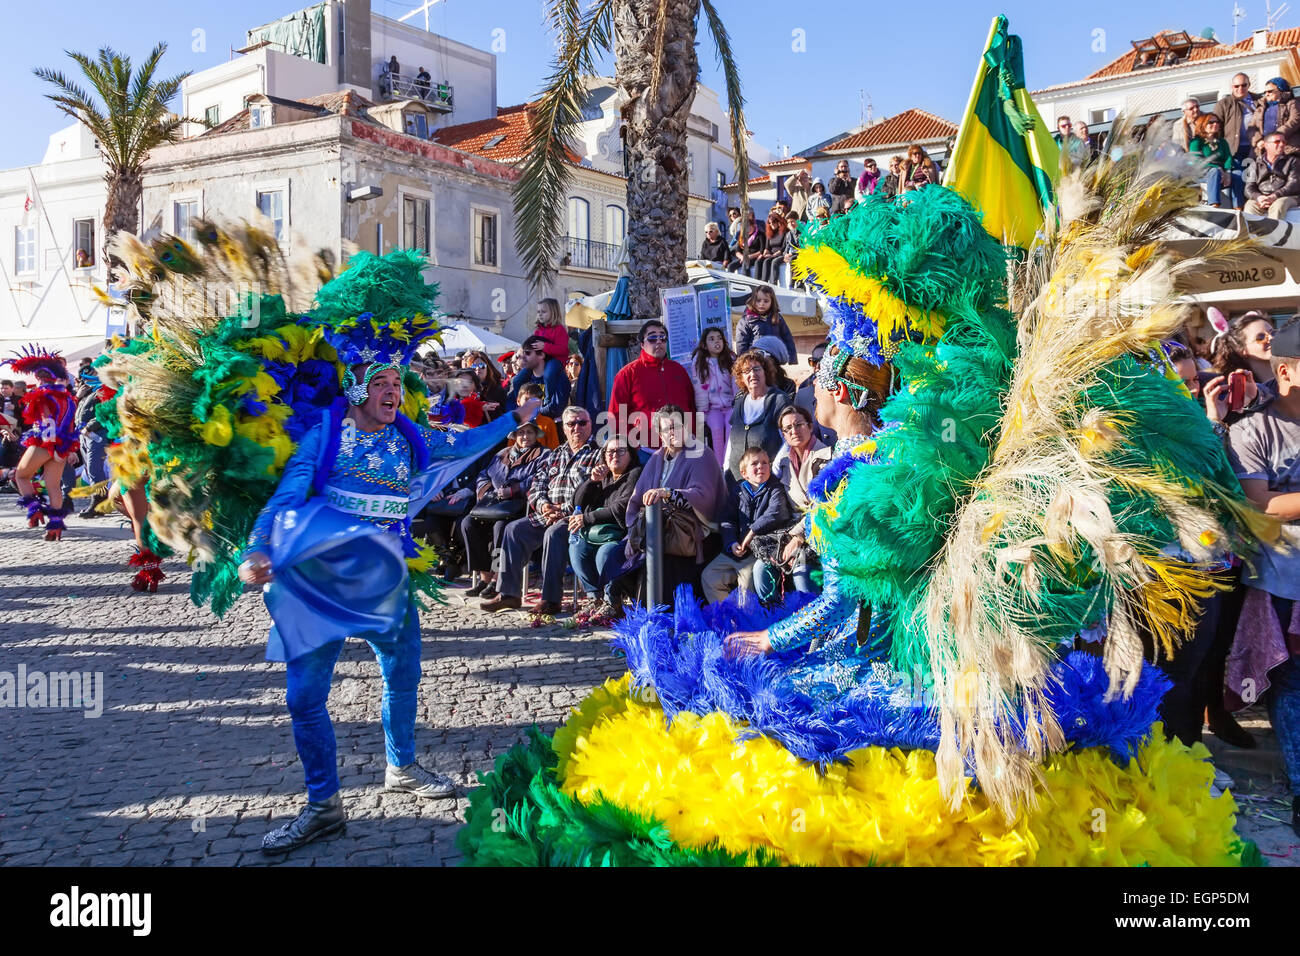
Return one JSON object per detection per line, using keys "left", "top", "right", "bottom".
{"left": 418, "top": 322, "right": 521, "bottom": 358}
{"left": 0, "top": 334, "right": 106, "bottom": 371}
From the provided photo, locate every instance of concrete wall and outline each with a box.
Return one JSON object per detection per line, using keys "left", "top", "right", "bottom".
{"left": 369, "top": 14, "right": 497, "bottom": 130}
{"left": 182, "top": 47, "right": 336, "bottom": 136}
{"left": 0, "top": 147, "right": 111, "bottom": 342}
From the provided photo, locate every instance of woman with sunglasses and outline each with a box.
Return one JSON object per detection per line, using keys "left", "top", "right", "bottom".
{"left": 1248, "top": 77, "right": 1300, "bottom": 157}
{"left": 462, "top": 349, "right": 508, "bottom": 419}
{"left": 901, "top": 144, "right": 939, "bottom": 192}
{"left": 1211, "top": 310, "right": 1276, "bottom": 411}
{"left": 1190, "top": 114, "right": 1243, "bottom": 209}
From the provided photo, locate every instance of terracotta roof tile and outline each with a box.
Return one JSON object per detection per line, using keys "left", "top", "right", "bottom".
{"left": 202, "top": 90, "right": 377, "bottom": 136}
{"left": 819, "top": 109, "right": 957, "bottom": 152}
{"left": 430, "top": 103, "right": 535, "bottom": 161}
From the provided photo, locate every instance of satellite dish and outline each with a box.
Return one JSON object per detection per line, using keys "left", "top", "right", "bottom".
{"left": 1200, "top": 27, "right": 1217, "bottom": 39}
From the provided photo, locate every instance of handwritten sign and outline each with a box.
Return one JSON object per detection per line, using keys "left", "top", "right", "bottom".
{"left": 660, "top": 286, "right": 700, "bottom": 363}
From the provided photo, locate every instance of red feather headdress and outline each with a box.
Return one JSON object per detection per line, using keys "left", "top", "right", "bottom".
{"left": 3, "top": 345, "right": 68, "bottom": 382}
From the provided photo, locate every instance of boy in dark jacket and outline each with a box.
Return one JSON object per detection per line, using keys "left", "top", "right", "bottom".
{"left": 700, "top": 447, "right": 792, "bottom": 603}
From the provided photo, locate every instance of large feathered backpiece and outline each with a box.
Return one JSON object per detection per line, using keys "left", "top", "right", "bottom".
{"left": 98, "top": 224, "right": 440, "bottom": 616}
{"left": 800, "top": 127, "right": 1276, "bottom": 816}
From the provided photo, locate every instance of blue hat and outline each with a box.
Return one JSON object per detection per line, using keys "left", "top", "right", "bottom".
{"left": 1269, "top": 76, "right": 1292, "bottom": 94}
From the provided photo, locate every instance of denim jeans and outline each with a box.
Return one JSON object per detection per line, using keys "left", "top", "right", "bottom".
{"left": 1268, "top": 596, "right": 1300, "bottom": 796}
{"left": 568, "top": 535, "right": 624, "bottom": 600}
{"left": 283, "top": 605, "right": 421, "bottom": 802}
{"left": 1205, "top": 166, "right": 1244, "bottom": 208}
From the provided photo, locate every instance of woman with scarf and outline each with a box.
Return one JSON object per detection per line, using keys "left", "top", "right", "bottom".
{"left": 1249, "top": 77, "right": 1300, "bottom": 156}
{"left": 855, "top": 158, "right": 882, "bottom": 201}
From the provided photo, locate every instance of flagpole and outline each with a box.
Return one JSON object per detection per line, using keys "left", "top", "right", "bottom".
{"left": 27, "top": 165, "right": 89, "bottom": 329}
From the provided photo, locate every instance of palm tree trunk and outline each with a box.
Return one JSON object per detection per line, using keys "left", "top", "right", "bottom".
{"left": 102, "top": 167, "right": 142, "bottom": 264}
{"left": 615, "top": 0, "right": 700, "bottom": 317}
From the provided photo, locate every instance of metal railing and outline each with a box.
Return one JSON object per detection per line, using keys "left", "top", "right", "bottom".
{"left": 560, "top": 235, "right": 621, "bottom": 272}
{"left": 379, "top": 72, "right": 454, "bottom": 110}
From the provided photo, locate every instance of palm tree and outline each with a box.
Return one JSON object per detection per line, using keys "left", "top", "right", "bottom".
{"left": 517, "top": 0, "right": 751, "bottom": 316}
{"left": 34, "top": 43, "right": 195, "bottom": 264}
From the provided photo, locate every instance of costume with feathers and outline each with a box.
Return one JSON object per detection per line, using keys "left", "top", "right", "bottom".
{"left": 459, "top": 133, "right": 1269, "bottom": 867}
{"left": 2, "top": 346, "right": 79, "bottom": 538}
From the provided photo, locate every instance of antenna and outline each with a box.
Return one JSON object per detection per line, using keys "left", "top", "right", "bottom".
{"left": 1268, "top": 0, "right": 1290, "bottom": 29}
{"left": 397, "top": 0, "right": 446, "bottom": 32}
{"left": 866, "top": 94, "right": 873, "bottom": 126}
{"left": 1233, "top": 3, "right": 1247, "bottom": 42}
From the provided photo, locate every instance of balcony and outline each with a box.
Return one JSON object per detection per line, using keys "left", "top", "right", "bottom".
{"left": 560, "top": 236, "right": 622, "bottom": 273}
{"left": 379, "top": 72, "right": 453, "bottom": 111}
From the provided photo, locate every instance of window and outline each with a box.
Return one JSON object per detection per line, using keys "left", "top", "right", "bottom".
{"left": 716, "top": 170, "right": 727, "bottom": 190}
{"left": 581, "top": 101, "right": 604, "bottom": 122}
{"left": 473, "top": 209, "right": 498, "bottom": 267}
{"left": 256, "top": 189, "right": 286, "bottom": 242}
{"left": 710, "top": 122, "right": 720, "bottom": 143}
{"left": 567, "top": 197, "right": 590, "bottom": 268}
{"left": 1190, "top": 91, "right": 1218, "bottom": 109}
{"left": 1088, "top": 108, "right": 1116, "bottom": 125}
{"left": 403, "top": 194, "right": 430, "bottom": 254}
{"left": 604, "top": 204, "right": 626, "bottom": 247}
{"left": 174, "top": 200, "right": 199, "bottom": 243}
{"left": 403, "top": 111, "right": 429, "bottom": 138}
{"left": 250, "top": 105, "right": 270, "bottom": 129}
{"left": 205, "top": 105, "right": 221, "bottom": 127}
{"left": 14, "top": 225, "right": 36, "bottom": 275}
{"left": 73, "top": 218, "right": 95, "bottom": 268}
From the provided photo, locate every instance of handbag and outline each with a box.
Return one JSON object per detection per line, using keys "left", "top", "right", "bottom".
{"left": 661, "top": 504, "right": 700, "bottom": 558}
{"left": 582, "top": 522, "right": 624, "bottom": 545}
{"left": 469, "top": 496, "right": 526, "bottom": 522}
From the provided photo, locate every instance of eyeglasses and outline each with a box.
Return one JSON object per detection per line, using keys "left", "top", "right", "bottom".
{"left": 604, "top": 448, "right": 627, "bottom": 458}
{"left": 644, "top": 334, "right": 667, "bottom": 343}
{"left": 780, "top": 421, "right": 810, "bottom": 434}
{"left": 1233, "top": 83, "right": 1249, "bottom": 89}
{"left": 565, "top": 418, "right": 592, "bottom": 427}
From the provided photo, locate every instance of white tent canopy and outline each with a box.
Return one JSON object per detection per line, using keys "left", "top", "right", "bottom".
{"left": 420, "top": 322, "right": 522, "bottom": 358}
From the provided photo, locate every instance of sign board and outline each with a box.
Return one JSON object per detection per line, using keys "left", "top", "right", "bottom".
{"left": 105, "top": 305, "right": 128, "bottom": 340}
{"left": 695, "top": 282, "right": 732, "bottom": 348}
{"left": 660, "top": 285, "right": 699, "bottom": 363}
{"left": 1181, "top": 251, "right": 1289, "bottom": 294}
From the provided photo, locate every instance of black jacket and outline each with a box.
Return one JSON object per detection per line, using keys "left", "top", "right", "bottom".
{"left": 699, "top": 235, "right": 732, "bottom": 267}
{"left": 720, "top": 477, "right": 792, "bottom": 549}
{"left": 573, "top": 466, "right": 642, "bottom": 530}
{"left": 1245, "top": 151, "right": 1300, "bottom": 200}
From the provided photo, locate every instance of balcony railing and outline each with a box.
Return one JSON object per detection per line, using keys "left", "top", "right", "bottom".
{"left": 379, "top": 72, "right": 454, "bottom": 111}
{"left": 560, "top": 235, "right": 622, "bottom": 272}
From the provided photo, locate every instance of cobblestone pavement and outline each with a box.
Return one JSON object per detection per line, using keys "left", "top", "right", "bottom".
{"left": 2, "top": 509, "right": 1296, "bottom": 867}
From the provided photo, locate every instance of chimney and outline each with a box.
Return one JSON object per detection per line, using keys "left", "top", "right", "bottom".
{"left": 1254, "top": 28, "right": 1269, "bottom": 52}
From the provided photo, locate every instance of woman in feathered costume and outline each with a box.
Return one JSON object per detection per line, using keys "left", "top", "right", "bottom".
{"left": 1, "top": 347, "right": 78, "bottom": 540}
{"left": 457, "top": 134, "right": 1272, "bottom": 867}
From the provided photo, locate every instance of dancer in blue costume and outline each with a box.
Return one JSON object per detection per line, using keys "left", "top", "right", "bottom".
{"left": 241, "top": 351, "right": 540, "bottom": 856}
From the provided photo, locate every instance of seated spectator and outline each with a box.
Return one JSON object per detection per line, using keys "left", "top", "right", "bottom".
{"left": 688, "top": 326, "right": 737, "bottom": 469}
{"left": 463, "top": 420, "right": 546, "bottom": 598}
{"left": 770, "top": 405, "right": 832, "bottom": 595}
{"left": 1174, "top": 98, "right": 1202, "bottom": 152}
{"left": 806, "top": 178, "right": 831, "bottom": 219}
{"left": 698, "top": 221, "right": 733, "bottom": 268}
{"left": 608, "top": 319, "right": 696, "bottom": 455}
{"left": 565, "top": 353, "right": 583, "bottom": 386}
{"left": 1244, "top": 132, "right": 1300, "bottom": 220}
{"left": 732, "top": 208, "right": 765, "bottom": 277}
{"left": 1190, "top": 114, "right": 1243, "bottom": 209}
{"left": 532, "top": 297, "right": 570, "bottom": 364}
{"left": 611, "top": 404, "right": 728, "bottom": 611}
{"left": 1224, "top": 316, "right": 1300, "bottom": 838}
{"left": 759, "top": 209, "right": 786, "bottom": 284}
{"left": 902, "top": 144, "right": 940, "bottom": 191}
{"left": 516, "top": 381, "right": 558, "bottom": 448}
{"left": 726, "top": 349, "right": 792, "bottom": 481}
{"left": 568, "top": 437, "right": 642, "bottom": 618}
{"left": 795, "top": 341, "right": 836, "bottom": 445}
{"left": 881, "top": 156, "right": 903, "bottom": 199}
{"left": 735, "top": 284, "right": 797, "bottom": 361}
{"left": 701, "top": 447, "right": 793, "bottom": 603}
{"left": 481, "top": 406, "right": 599, "bottom": 614}
{"left": 1248, "top": 78, "right": 1300, "bottom": 157}
{"left": 507, "top": 334, "right": 571, "bottom": 418}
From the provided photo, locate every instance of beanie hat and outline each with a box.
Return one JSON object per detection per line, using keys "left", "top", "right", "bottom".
{"left": 752, "top": 334, "right": 791, "bottom": 364}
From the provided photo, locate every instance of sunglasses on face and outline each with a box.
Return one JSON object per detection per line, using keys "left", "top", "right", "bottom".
{"left": 1233, "top": 83, "right": 1249, "bottom": 89}
{"left": 644, "top": 334, "right": 667, "bottom": 343}
{"left": 564, "top": 418, "right": 591, "bottom": 428}
{"left": 1254, "top": 332, "right": 1273, "bottom": 343}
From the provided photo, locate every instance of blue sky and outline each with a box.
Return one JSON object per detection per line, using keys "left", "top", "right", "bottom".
{"left": 0, "top": 0, "right": 1279, "bottom": 169}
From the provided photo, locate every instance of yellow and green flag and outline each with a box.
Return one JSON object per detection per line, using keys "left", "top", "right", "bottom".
{"left": 943, "top": 15, "right": 1059, "bottom": 249}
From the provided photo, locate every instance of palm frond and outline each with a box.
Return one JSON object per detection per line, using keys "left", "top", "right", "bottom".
{"left": 700, "top": 0, "right": 750, "bottom": 248}
{"left": 514, "top": 0, "right": 615, "bottom": 290}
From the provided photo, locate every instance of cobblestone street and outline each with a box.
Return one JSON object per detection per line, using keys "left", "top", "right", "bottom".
{"left": 2, "top": 509, "right": 1297, "bottom": 867}
{"left": 0, "top": 511, "right": 624, "bottom": 866}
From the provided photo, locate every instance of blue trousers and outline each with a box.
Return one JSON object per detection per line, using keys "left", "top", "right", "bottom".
{"left": 1268, "top": 596, "right": 1300, "bottom": 796}
{"left": 569, "top": 535, "right": 624, "bottom": 600}
{"left": 283, "top": 607, "right": 421, "bottom": 802}
{"left": 1205, "top": 167, "right": 1245, "bottom": 208}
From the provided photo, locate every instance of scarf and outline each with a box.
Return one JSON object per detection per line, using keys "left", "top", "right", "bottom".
{"left": 858, "top": 169, "right": 881, "bottom": 195}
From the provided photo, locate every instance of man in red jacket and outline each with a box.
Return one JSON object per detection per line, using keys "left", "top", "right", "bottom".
{"left": 607, "top": 319, "right": 696, "bottom": 453}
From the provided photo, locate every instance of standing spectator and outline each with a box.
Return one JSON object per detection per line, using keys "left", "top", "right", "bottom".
{"left": 389, "top": 55, "right": 401, "bottom": 81}
{"left": 701, "top": 447, "right": 793, "bottom": 603}
{"left": 608, "top": 319, "right": 696, "bottom": 454}
{"left": 1190, "top": 114, "right": 1243, "bottom": 209}
{"left": 1053, "top": 117, "right": 1089, "bottom": 165}
{"left": 463, "top": 420, "right": 546, "bottom": 598}
{"left": 734, "top": 284, "right": 797, "bottom": 361}
{"left": 1245, "top": 131, "right": 1300, "bottom": 219}
{"left": 785, "top": 169, "right": 811, "bottom": 220}
{"left": 507, "top": 334, "right": 571, "bottom": 418}
{"left": 1215, "top": 72, "right": 1258, "bottom": 167}
{"left": 1174, "top": 98, "right": 1202, "bottom": 151}
{"left": 856, "top": 158, "right": 882, "bottom": 200}
{"left": 726, "top": 350, "right": 791, "bottom": 481}
{"left": 689, "top": 326, "right": 737, "bottom": 468}
{"left": 1224, "top": 316, "right": 1300, "bottom": 838}
{"left": 902, "top": 144, "right": 940, "bottom": 191}
{"left": 1074, "top": 120, "right": 1101, "bottom": 162}
{"left": 806, "top": 178, "right": 831, "bottom": 219}
{"left": 482, "top": 406, "right": 599, "bottom": 614}
{"left": 828, "top": 160, "right": 856, "bottom": 214}
{"left": 881, "top": 156, "right": 904, "bottom": 199}
{"left": 616, "top": 404, "right": 728, "bottom": 607}
{"left": 759, "top": 209, "right": 787, "bottom": 284}
{"left": 568, "top": 436, "right": 642, "bottom": 615}
{"left": 532, "top": 298, "right": 570, "bottom": 363}
{"left": 463, "top": 349, "right": 508, "bottom": 417}
{"left": 565, "top": 353, "right": 583, "bottom": 386}
{"left": 698, "top": 221, "right": 733, "bottom": 268}
{"left": 1248, "top": 77, "right": 1300, "bottom": 156}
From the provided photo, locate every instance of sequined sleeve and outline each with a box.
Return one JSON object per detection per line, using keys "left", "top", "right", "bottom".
{"left": 413, "top": 411, "right": 520, "bottom": 462}
{"left": 768, "top": 559, "right": 859, "bottom": 652}
{"left": 244, "top": 423, "right": 325, "bottom": 556}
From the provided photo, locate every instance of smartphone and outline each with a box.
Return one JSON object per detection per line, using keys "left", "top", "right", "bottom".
{"left": 1227, "top": 370, "right": 1248, "bottom": 412}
